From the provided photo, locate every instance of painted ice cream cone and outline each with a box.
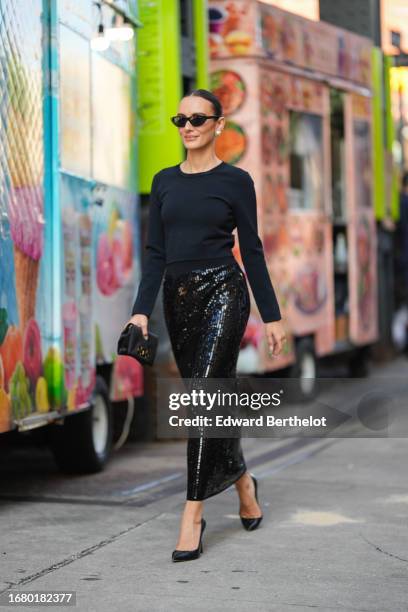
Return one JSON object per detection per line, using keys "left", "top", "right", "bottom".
{"left": 5, "top": 53, "right": 44, "bottom": 333}
{"left": 9, "top": 185, "right": 44, "bottom": 332}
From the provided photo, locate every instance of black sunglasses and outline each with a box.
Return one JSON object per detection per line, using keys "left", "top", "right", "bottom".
{"left": 170, "top": 114, "right": 220, "bottom": 128}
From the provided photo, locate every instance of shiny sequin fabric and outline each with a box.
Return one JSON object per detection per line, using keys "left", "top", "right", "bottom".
{"left": 163, "top": 260, "right": 250, "bottom": 500}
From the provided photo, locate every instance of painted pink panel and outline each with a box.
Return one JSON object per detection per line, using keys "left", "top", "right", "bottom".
{"left": 345, "top": 94, "right": 379, "bottom": 345}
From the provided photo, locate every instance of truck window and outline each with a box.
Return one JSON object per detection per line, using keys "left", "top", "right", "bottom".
{"left": 287, "top": 110, "right": 324, "bottom": 211}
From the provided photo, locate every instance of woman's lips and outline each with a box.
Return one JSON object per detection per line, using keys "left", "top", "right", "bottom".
{"left": 184, "top": 136, "right": 198, "bottom": 140}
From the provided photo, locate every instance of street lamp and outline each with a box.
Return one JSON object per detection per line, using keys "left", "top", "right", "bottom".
{"left": 91, "top": 22, "right": 110, "bottom": 51}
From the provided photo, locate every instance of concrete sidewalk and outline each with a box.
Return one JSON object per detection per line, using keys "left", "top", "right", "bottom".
{"left": 1, "top": 433, "right": 407, "bottom": 611}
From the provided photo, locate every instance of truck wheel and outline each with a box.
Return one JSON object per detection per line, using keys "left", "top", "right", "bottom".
{"left": 348, "top": 346, "right": 371, "bottom": 378}
{"left": 287, "top": 337, "right": 318, "bottom": 402}
{"left": 48, "top": 376, "right": 113, "bottom": 474}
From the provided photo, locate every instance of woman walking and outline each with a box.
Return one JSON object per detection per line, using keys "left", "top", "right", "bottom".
{"left": 125, "top": 89, "right": 286, "bottom": 561}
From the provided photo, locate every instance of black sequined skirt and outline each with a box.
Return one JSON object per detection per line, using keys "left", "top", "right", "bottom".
{"left": 162, "top": 257, "right": 251, "bottom": 501}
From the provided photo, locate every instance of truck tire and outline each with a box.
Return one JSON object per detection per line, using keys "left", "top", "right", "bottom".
{"left": 47, "top": 376, "right": 113, "bottom": 474}
{"left": 287, "top": 337, "right": 318, "bottom": 402}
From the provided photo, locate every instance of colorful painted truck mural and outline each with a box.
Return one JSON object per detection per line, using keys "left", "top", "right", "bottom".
{"left": 0, "top": 0, "right": 143, "bottom": 470}
{"left": 208, "top": 0, "right": 390, "bottom": 398}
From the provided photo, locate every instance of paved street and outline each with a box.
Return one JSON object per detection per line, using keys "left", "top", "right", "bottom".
{"left": 0, "top": 357, "right": 407, "bottom": 611}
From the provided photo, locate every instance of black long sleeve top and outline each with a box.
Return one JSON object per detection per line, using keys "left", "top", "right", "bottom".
{"left": 131, "top": 161, "right": 281, "bottom": 322}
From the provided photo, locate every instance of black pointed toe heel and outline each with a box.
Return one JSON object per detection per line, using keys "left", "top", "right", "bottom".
{"left": 240, "top": 473, "right": 263, "bottom": 531}
{"left": 172, "top": 518, "right": 206, "bottom": 562}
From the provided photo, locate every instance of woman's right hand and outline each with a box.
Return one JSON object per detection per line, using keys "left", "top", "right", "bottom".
{"left": 124, "top": 314, "right": 149, "bottom": 339}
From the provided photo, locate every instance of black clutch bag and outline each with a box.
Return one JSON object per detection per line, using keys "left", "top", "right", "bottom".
{"left": 117, "top": 323, "right": 158, "bottom": 366}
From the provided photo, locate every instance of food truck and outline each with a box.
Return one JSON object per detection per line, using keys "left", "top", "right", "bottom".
{"left": 0, "top": 0, "right": 145, "bottom": 471}
{"left": 207, "top": 0, "right": 395, "bottom": 399}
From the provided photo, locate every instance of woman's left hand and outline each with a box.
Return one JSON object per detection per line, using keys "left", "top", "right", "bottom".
{"left": 265, "top": 319, "right": 286, "bottom": 357}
